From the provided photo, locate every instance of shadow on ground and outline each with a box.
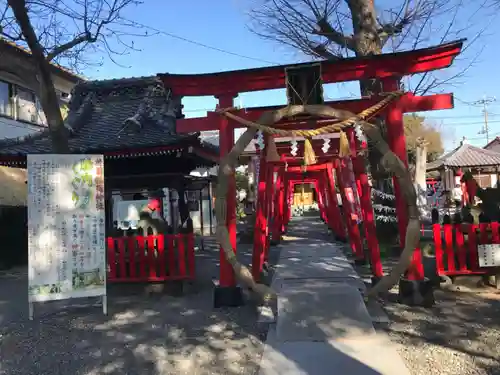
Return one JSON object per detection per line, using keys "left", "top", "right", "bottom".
{"left": 0, "top": 236, "right": 273, "bottom": 375}
{"left": 351, "top": 239, "right": 500, "bottom": 374}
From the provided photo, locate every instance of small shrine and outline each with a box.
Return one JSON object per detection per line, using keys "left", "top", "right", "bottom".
{"left": 0, "top": 76, "right": 219, "bottom": 233}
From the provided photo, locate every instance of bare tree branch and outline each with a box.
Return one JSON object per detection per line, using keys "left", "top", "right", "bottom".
{"left": 46, "top": 32, "right": 91, "bottom": 61}
{"left": 248, "top": 0, "right": 494, "bottom": 96}
{"left": 0, "top": 0, "right": 148, "bottom": 152}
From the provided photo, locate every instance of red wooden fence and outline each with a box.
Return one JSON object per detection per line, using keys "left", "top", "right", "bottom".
{"left": 432, "top": 222, "right": 500, "bottom": 277}
{"left": 107, "top": 233, "right": 195, "bottom": 282}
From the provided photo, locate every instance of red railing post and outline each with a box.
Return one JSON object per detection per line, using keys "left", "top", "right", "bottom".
{"left": 167, "top": 234, "right": 176, "bottom": 277}
{"left": 444, "top": 224, "right": 456, "bottom": 273}
{"left": 147, "top": 235, "right": 157, "bottom": 279}
{"left": 455, "top": 224, "right": 467, "bottom": 272}
{"left": 187, "top": 233, "right": 195, "bottom": 279}
{"left": 107, "top": 237, "right": 116, "bottom": 280}
{"left": 433, "top": 224, "right": 444, "bottom": 276}
{"left": 117, "top": 237, "right": 127, "bottom": 278}
{"left": 157, "top": 234, "right": 166, "bottom": 278}
{"left": 137, "top": 236, "right": 146, "bottom": 278}
{"left": 127, "top": 236, "right": 137, "bottom": 278}
{"left": 468, "top": 224, "right": 479, "bottom": 271}
{"left": 177, "top": 234, "right": 187, "bottom": 278}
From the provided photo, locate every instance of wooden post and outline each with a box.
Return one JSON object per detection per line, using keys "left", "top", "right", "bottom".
{"left": 318, "top": 173, "right": 330, "bottom": 226}
{"left": 384, "top": 81, "right": 424, "bottom": 282}
{"left": 215, "top": 94, "right": 238, "bottom": 301}
{"left": 325, "top": 164, "right": 344, "bottom": 238}
{"left": 264, "top": 161, "right": 275, "bottom": 259}
{"left": 336, "top": 158, "right": 364, "bottom": 261}
{"left": 314, "top": 180, "right": 326, "bottom": 222}
{"left": 272, "top": 167, "right": 284, "bottom": 243}
{"left": 252, "top": 144, "right": 269, "bottom": 281}
{"left": 348, "top": 128, "right": 383, "bottom": 279}
{"left": 282, "top": 174, "right": 289, "bottom": 232}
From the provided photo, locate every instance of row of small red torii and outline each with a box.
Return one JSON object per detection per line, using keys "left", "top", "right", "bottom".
{"left": 159, "top": 40, "right": 464, "bottom": 290}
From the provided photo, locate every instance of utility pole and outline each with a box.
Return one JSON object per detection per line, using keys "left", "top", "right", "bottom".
{"left": 473, "top": 96, "right": 496, "bottom": 143}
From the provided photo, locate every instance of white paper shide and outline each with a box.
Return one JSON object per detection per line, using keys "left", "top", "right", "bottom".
{"left": 27, "top": 155, "right": 106, "bottom": 303}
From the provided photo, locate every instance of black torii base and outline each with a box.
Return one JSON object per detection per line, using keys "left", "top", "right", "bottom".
{"left": 213, "top": 286, "right": 245, "bottom": 308}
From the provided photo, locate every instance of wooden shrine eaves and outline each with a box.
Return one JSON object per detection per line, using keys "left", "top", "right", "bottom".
{"left": 159, "top": 40, "right": 464, "bottom": 97}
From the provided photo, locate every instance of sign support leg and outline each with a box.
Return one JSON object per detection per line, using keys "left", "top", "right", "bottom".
{"left": 28, "top": 301, "right": 34, "bottom": 320}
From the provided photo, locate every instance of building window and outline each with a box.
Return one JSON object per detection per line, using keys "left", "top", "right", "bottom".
{"left": 16, "top": 86, "right": 38, "bottom": 123}
{"left": 0, "top": 79, "right": 49, "bottom": 125}
{"left": 0, "top": 81, "right": 12, "bottom": 117}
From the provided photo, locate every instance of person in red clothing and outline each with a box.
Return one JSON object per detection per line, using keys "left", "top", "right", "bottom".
{"left": 461, "top": 172, "right": 478, "bottom": 206}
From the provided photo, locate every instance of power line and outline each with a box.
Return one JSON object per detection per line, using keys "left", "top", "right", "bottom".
{"left": 437, "top": 120, "right": 500, "bottom": 127}
{"left": 123, "top": 19, "right": 279, "bottom": 66}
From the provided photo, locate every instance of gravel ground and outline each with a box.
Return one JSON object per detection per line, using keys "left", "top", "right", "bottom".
{"left": 312, "top": 215, "right": 500, "bottom": 375}
{"left": 5, "top": 217, "right": 499, "bottom": 375}
{"left": 353, "top": 252, "right": 500, "bottom": 375}
{"left": 380, "top": 288, "right": 500, "bottom": 375}
{"left": 0, "top": 238, "right": 272, "bottom": 375}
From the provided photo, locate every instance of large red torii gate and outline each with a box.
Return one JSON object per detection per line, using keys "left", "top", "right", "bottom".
{"left": 159, "top": 40, "right": 464, "bottom": 307}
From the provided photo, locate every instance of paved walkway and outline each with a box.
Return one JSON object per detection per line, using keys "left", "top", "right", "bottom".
{"left": 258, "top": 218, "right": 410, "bottom": 375}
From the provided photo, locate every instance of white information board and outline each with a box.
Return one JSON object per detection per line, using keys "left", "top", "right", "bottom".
{"left": 27, "top": 154, "right": 107, "bottom": 319}
{"left": 478, "top": 244, "right": 500, "bottom": 268}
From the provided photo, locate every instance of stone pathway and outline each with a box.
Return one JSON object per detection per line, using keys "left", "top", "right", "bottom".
{"left": 258, "top": 218, "right": 410, "bottom": 375}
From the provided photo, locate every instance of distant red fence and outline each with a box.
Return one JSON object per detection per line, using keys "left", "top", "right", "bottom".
{"left": 432, "top": 222, "right": 500, "bottom": 277}
{"left": 106, "top": 233, "right": 195, "bottom": 282}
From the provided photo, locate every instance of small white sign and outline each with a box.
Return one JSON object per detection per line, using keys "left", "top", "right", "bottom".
{"left": 478, "top": 244, "right": 500, "bottom": 268}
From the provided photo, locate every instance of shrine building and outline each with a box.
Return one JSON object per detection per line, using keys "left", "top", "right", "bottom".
{"left": 0, "top": 76, "right": 219, "bottom": 234}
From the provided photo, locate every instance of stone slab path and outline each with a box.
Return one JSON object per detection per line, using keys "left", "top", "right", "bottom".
{"left": 258, "top": 218, "right": 410, "bottom": 375}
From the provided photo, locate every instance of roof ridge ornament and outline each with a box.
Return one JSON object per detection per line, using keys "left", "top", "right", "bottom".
{"left": 122, "top": 80, "right": 178, "bottom": 133}
{"left": 64, "top": 92, "right": 95, "bottom": 134}
{"left": 122, "top": 84, "right": 159, "bottom": 131}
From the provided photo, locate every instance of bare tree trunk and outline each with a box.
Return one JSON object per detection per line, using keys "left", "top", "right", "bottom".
{"left": 347, "top": 0, "right": 384, "bottom": 95}
{"left": 8, "top": 0, "right": 71, "bottom": 153}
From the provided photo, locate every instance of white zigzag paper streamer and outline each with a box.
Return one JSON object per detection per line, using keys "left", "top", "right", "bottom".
{"left": 291, "top": 139, "right": 298, "bottom": 156}
{"left": 322, "top": 138, "right": 330, "bottom": 154}
{"left": 256, "top": 130, "right": 265, "bottom": 150}
{"left": 354, "top": 123, "right": 367, "bottom": 143}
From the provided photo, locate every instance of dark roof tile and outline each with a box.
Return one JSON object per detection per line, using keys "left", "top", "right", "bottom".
{"left": 427, "top": 142, "right": 500, "bottom": 171}
{"left": 0, "top": 76, "right": 218, "bottom": 157}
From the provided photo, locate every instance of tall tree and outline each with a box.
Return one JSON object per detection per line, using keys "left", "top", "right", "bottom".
{"left": 248, "top": 0, "right": 490, "bottom": 95}
{"left": 404, "top": 114, "right": 443, "bottom": 164}
{"left": 248, "top": 0, "right": 487, "bottom": 180}
{"left": 0, "top": 0, "right": 145, "bottom": 153}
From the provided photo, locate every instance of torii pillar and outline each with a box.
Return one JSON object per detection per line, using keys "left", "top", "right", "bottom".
{"left": 383, "top": 79, "right": 430, "bottom": 305}
{"left": 213, "top": 94, "right": 242, "bottom": 307}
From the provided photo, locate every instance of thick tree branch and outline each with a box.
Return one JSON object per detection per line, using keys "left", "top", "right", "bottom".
{"left": 312, "top": 17, "right": 355, "bottom": 51}
{"left": 46, "top": 32, "right": 92, "bottom": 61}
{"left": 7, "top": 0, "right": 46, "bottom": 60}
{"left": 378, "top": 18, "right": 412, "bottom": 45}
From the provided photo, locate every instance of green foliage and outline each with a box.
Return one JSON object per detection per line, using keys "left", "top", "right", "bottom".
{"left": 235, "top": 171, "right": 249, "bottom": 192}
{"left": 404, "top": 114, "right": 444, "bottom": 164}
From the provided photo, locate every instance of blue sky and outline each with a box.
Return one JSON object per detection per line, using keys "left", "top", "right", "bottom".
{"left": 83, "top": 1, "right": 500, "bottom": 152}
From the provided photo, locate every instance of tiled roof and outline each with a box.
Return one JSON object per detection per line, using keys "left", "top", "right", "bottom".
{"left": 484, "top": 136, "right": 500, "bottom": 152}
{"left": 0, "top": 76, "right": 218, "bottom": 158}
{"left": 427, "top": 142, "right": 500, "bottom": 171}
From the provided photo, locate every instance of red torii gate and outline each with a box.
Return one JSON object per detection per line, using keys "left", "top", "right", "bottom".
{"left": 159, "top": 40, "right": 464, "bottom": 306}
